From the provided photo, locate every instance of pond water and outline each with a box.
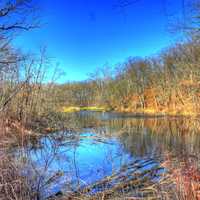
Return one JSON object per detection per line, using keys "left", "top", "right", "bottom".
{"left": 18, "top": 111, "right": 200, "bottom": 199}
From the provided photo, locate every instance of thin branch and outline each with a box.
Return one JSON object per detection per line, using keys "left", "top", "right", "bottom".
{"left": 0, "top": 76, "right": 31, "bottom": 112}
{"left": 0, "top": 24, "right": 39, "bottom": 31}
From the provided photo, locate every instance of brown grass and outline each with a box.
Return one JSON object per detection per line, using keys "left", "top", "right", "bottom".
{"left": 0, "top": 153, "right": 37, "bottom": 200}
{"left": 161, "top": 154, "right": 200, "bottom": 200}
{"left": 0, "top": 114, "right": 38, "bottom": 200}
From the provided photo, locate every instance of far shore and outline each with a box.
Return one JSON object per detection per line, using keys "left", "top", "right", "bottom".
{"left": 61, "top": 106, "right": 199, "bottom": 118}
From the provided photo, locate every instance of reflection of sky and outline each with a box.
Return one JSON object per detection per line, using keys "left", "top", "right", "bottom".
{"left": 28, "top": 132, "right": 133, "bottom": 198}
{"left": 21, "top": 112, "right": 200, "bottom": 199}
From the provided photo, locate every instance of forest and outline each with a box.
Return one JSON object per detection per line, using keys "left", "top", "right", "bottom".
{"left": 59, "top": 38, "right": 200, "bottom": 116}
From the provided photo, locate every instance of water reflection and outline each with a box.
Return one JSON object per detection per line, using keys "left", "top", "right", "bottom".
{"left": 19, "top": 112, "right": 200, "bottom": 199}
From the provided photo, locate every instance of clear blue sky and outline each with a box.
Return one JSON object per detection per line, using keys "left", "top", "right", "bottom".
{"left": 13, "top": 0, "right": 183, "bottom": 82}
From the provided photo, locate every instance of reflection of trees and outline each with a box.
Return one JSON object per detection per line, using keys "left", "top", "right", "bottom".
{"left": 106, "top": 117, "right": 200, "bottom": 159}
{"left": 18, "top": 113, "right": 200, "bottom": 198}
{"left": 69, "top": 112, "right": 200, "bottom": 160}
{"left": 64, "top": 111, "right": 104, "bottom": 130}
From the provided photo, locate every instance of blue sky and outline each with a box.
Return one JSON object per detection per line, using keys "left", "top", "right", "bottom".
{"left": 13, "top": 0, "right": 183, "bottom": 82}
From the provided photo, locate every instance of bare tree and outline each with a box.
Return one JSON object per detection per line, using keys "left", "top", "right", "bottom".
{"left": 0, "top": 0, "right": 39, "bottom": 112}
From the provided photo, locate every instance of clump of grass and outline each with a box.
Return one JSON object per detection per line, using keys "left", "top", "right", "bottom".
{"left": 62, "top": 106, "right": 107, "bottom": 113}
{"left": 161, "top": 155, "right": 200, "bottom": 200}
{"left": 62, "top": 106, "right": 81, "bottom": 113}
{"left": 0, "top": 152, "right": 37, "bottom": 200}
{"left": 81, "top": 106, "right": 107, "bottom": 112}
{"left": 0, "top": 115, "right": 37, "bottom": 200}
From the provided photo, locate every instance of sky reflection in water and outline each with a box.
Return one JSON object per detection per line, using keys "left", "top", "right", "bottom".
{"left": 24, "top": 112, "right": 200, "bottom": 199}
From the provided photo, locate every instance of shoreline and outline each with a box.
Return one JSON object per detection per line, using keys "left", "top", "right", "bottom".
{"left": 61, "top": 106, "right": 199, "bottom": 118}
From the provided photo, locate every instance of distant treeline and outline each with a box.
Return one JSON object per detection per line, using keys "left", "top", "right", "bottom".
{"left": 57, "top": 38, "right": 200, "bottom": 115}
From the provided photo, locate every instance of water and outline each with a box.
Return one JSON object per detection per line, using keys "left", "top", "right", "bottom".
{"left": 18, "top": 111, "right": 200, "bottom": 199}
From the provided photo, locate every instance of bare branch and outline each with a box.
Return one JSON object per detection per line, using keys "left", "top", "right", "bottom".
{"left": 0, "top": 0, "right": 40, "bottom": 36}
{"left": 0, "top": 23, "right": 39, "bottom": 31}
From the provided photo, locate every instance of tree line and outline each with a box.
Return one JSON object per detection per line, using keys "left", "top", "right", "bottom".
{"left": 57, "top": 37, "right": 200, "bottom": 115}
{"left": 53, "top": 1, "right": 200, "bottom": 115}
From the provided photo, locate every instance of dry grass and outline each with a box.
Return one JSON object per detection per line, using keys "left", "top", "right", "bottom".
{"left": 0, "top": 114, "right": 38, "bottom": 200}
{"left": 0, "top": 153, "right": 37, "bottom": 200}
{"left": 161, "top": 155, "right": 200, "bottom": 200}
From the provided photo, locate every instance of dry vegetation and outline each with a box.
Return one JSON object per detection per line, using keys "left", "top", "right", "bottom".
{"left": 0, "top": 152, "right": 37, "bottom": 200}
{"left": 0, "top": 1, "right": 70, "bottom": 199}
{"left": 58, "top": 154, "right": 200, "bottom": 200}
{"left": 0, "top": 0, "right": 200, "bottom": 200}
